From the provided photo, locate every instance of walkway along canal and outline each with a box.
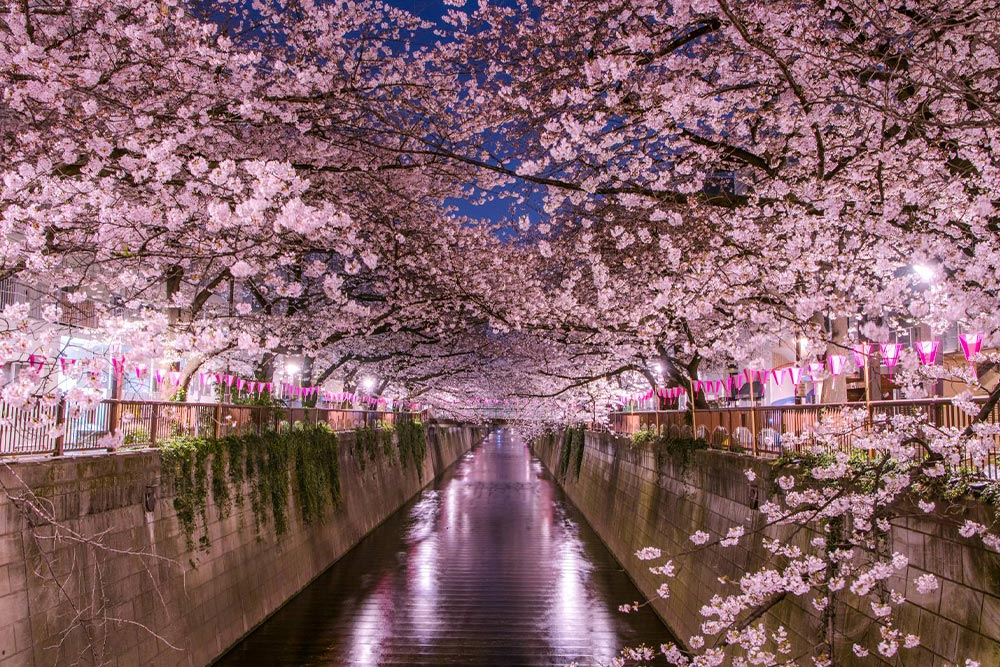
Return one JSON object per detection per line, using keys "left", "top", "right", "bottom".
{"left": 214, "top": 429, "right": 673, "bottom": 666}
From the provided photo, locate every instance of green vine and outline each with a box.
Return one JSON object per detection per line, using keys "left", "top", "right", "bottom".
{"left": 160, "top": 425, "right": 342, "bottom": 551}
{"left": 380, "top": 422, "right": 395, "bottom": 460}
{"left": 555, "top": 426, "right": 587, "bottom": 480}
{"left": 631, "top": 426, "right": 708, "bottom": 472}
{"left": 352, "top": 425, "right": 380, "bottom": 470}
{"left": 396, "top": 419, "right": 427, "bottom": 475}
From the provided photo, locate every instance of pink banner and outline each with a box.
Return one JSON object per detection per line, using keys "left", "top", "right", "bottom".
{"left": 828, "top": 355, "right": 847, "bottom": 376}
{"left": 852, "top": 342, "right": 873, "bottom": 368}
{"left": 880, "top": 343, "right": 902, "bottom": 368}
{"left": 914, "top": 340, "right": 940, "bottom": 366}
{"left": 959, "top": 332, "right": 983, "bottom": 362}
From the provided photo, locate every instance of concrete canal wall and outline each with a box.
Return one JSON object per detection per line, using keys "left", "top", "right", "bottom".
{"left": 531, "top": 430, "right": 1000, "bottom": 666}
{"left": 0, "top": 423, "right": 486, "bottom": 667}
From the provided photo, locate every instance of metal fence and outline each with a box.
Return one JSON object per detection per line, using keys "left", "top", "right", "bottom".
{"left": 609, "top": 398, "right": 1000, "bottom": 475}
{"left": 0, "top": 399, "right": 426, "bottom": 457}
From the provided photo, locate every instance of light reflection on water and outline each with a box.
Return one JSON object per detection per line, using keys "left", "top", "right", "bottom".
{"left": 215, "top": 428, "right": 673, "bottom": 666}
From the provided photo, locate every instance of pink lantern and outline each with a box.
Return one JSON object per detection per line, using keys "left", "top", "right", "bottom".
{"left": 27, "top": 354, "right": 45, "bottom": 372}
{"left": 169, "top": 371, "right": 181, "bottom": 386}
{"left": 959, "top": 332, "right": 984, "bottom": 363}
{"left": 852, "top": 342, "right": 873, "bottom": 368}
{"left": 137, "top": 364, "right": 148, "bottom": 380}
{"left": 154, "top": 369, "right": 165, "bottom": 385}
{"left": 880, "top": 343, "right": 903, "bottom": 376}
{"left": 828, "top": 354, "right": 847, "bottom": 376}
{"left": 789, "top": 367, "right": 803, "bottom": 385}
{"left": 914, "top": 340, "right": 940, "bottom": 366}
{"left": 771, "top": 368, "right": 784, "bottom": 386}
{"left": 110, "top": 357, "right": 124, "bottom": 377}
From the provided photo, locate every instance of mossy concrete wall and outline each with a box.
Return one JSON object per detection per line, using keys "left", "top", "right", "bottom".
{"left": 531, "top": 430, "right": 1000, "bottom": 666}
{"left": 0, "top": 423, "right": 486, "bottom": 667}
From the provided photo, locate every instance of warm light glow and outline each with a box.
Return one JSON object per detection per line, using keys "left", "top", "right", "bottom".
{"left": 285, "top": 363, "right": 300, "bottom": 375}
{"left": 362, "top": 376, "right": 376, "bottom": 390}
{"left": 913, "top": 264, "right": 935, "bottom": 282}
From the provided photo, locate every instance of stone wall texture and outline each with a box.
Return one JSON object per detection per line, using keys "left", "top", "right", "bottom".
{"left": 531, "top": 430, "right": 1000, "bottom": 667}
{"left": 0, "top": 423, "right": 485, "bottom": 667}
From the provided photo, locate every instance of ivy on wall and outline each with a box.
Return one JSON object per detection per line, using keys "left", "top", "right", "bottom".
{"left": 161, "top": 425, "right": 342, "bottom": 550}
{"left": 396, "top": 419, "right": 427, "bottom": 475}
{"left": 630, "top": 426, "right": 709, "bottom": 472}
{"left": 557, "top": 425, "right": 587, "bottom": 480}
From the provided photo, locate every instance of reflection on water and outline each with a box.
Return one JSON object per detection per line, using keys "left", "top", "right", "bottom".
{"left": 215, "top": 429, "right": 672, "bottom": 666}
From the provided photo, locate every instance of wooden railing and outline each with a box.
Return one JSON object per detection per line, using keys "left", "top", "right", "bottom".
{"left": 609, "top": 398, "right": 1000, "bottom": 476}
{"left": 0, "top": 399, "right": 427, "bottom": 457}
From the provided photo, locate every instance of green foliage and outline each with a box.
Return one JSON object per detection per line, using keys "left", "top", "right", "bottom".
{"left": 380, "top": 422, "right": 396, "bottom": 459}
{"left": 397, "top": 419, "right": 427, "bottom": 475}
{"left": 557, "top": 425, "right": 587, "bottom": 480}
{"left": 123, "top": 427, "right": 150, "bottom": 446}
{"left": 629, "top": 426, "right": 707, "bottom": 472}
{"left": 161, "top": 438, "right": 200, "bottom": 550}
{"left": 160, "top": 425, "right": 342, "bottom": 551}
{"left": 352, "top": 425, "right": 380, "bottom": 470}
{"left": 630, "top": 425, "right": 659, "bottom": 449}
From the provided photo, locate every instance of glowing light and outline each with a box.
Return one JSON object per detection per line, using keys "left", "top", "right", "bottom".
{"left": 913, "top": 264, "right": 935, "bottom": 282}
{"left": 362, "top": 376, "right": 376, "bottom": 391}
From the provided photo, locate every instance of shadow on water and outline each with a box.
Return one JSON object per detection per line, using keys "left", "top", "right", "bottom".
{"left": 214, "top": 429, "right": 675, "bottom": 666}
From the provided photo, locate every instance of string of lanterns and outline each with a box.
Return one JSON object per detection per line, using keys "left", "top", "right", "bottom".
{"left": 619, "top": 334, "right": 985, "bottom": 405}
{"left": 19, "top": 355, "right": 423, "bottom": 410}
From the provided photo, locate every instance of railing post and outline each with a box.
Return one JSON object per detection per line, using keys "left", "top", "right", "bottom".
{"left": 213, "top": 402, "right": 223, "bottom": 439}
{"left": 150, "top": 403, "right": 159, "bottom": 447}
{"left": 53, "top": 397, "right": 66, "bottom": 457}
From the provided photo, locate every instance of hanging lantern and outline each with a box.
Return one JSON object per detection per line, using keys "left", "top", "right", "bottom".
{"left": 914, "top": 340, "right": 940, "bottom": 366}
{"left": 959, "top": 332, "right": 984, "bottom": 370}
{"left": 789, "top": 367, "right": 803, "bottom": 385}
{"left": 852, "top": 342, "right": 873, "bottom": 368}
{"left": 169, "top": 371, "right": 181, "bottom": 386}
{"left": 880, "top": 343, "right": 903, "bottom": 377}
{"left": 828, "top": 354, "right": 847, "bottom": 376}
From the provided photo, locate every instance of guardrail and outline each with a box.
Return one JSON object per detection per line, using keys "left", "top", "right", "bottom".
{"left": 609, "top": 398, "right": 1000, "bottom": 475}
{"left": 0, "top": 399, "right": 427, "bottom": 457}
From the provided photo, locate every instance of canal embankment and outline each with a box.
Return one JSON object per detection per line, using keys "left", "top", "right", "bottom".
{"left": 531, "top": 429, "right": 1000, "bottom": 666}
{"left": 0, "top": 422, "right": 486, "bottom": 667}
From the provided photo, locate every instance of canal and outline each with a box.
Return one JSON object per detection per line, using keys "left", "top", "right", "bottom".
{"left": 215, "top": 429, "right": 673, "bottom": 666}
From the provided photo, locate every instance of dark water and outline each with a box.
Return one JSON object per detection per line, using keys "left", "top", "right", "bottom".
{"left": 215, "top": 429, "right": 673, "bottom": 666}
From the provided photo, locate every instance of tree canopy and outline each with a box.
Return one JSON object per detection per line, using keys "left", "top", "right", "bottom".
{"left": 1, "top": 0, "right": 998, "bottom": 416}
